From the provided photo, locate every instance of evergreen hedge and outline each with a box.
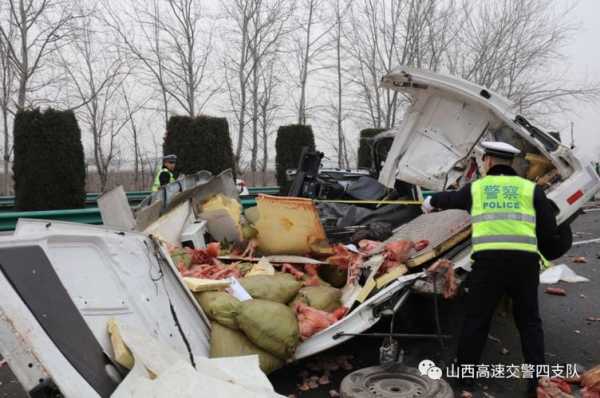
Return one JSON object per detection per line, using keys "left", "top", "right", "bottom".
{"left": 13, "top": 108, "right": 86, "bottom": 211}
{"left": 357, "top": 128, "right": 386, "bottom": 169}
{"left": 163, "top": 115, "right": 235, "bottom": 176}
{"left": 275, "top": 124, "right": 315, "bottom": 194}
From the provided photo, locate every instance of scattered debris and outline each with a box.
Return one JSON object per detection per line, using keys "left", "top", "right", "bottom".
{"left": 426, "top": 259, "right": 458, "bottom": 299}
{"left": 319, "top": 374, "right": 330, "bottom": 385}
{"left": 573, "top": 256, "right": 588, "bottom": 263}
{"left": 488, "top": 334, "right": 501, "bottom": 344}
{"left": 536, "top": 377, "right": 574, "bottom": 397}
{"left": 581, "top": 365, "right": 600, "bottom": 396}
{"left": 298, "top": 382, "right": 310, "bottom": 391}
{"left": 581, "top": 294, "right": 587, "bottom": 298}
{"left": 540, "top": 264, "right": 589, "bottom": 284}
{"left": 575, "top": 330, "right": 581, "bottom": 334}
{"left": 500, "top": 347, "right": 510, "bottom": 355}
{"left": 329, "top": 390, "right": 340, "bottom": 397}
{"left": 545, "top": 287, "right": 567, "bottom": 296}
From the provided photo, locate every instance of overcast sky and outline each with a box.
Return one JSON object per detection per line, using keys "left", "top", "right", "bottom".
{"left": 560, "top": 0, "right": 600, "bottom": 161}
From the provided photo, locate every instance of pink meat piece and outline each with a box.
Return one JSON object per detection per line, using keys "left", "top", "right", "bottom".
{"left": 282, "top": 263, "right": 305, "bottom": 280}
{"left": 302, "top": 264, "right": 322, "bottom": 286}
{"left": 294, "top": 303, "right": 347, "bottom": 340}
{"left": 326, "top": 245, "right": 353, "bottom": 269}
{"left": 189, "top": 243, "right": 220, "bottom": 266}
{"left": 427, "top": 259, "right": 457, "bottom": 299}
{"left": 358, "top": 239, "right": 380, "bottom": 254}
{"left": 377, "top": 240, "right": 418, "bottom": 276}
{"left": 415, "top": 239, "right": 429, "bottom": 251}
{"left": 326, "top": 244, "right": 364, "bottom": 284}
{"left": 181, "top": 263, "right": 240, "bottom": 280}
{"left": 384, "top": 240, "right": 415, "bottom": 263}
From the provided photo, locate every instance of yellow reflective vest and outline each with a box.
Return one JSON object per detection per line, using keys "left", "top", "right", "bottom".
{"left": 471, "top": 175, "right": 538, "bottom": 254}
{"left": 151, "top": 167, "right": 175, "bottom": 192}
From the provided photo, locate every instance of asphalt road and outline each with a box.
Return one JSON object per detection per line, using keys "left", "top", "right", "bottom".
{"left": 1, "top": 211, "right": 599, "bottom": 397}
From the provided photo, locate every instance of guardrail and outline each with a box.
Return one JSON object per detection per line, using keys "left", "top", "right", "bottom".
{"left": 0, "top": 186, "right": 431, "bottom": 231}
{"left": 0, "top": 186, "right": 280, "bottom": 208}
{"left": 0, "top": 196, "right": 262, "bottom": 231}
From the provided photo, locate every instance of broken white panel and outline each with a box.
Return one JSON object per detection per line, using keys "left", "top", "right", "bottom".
{"left": 98, "top": 186, "right": 136, "bottom": 230}
{"left": 144, "top": 201, "right": 192, "bottom": 245}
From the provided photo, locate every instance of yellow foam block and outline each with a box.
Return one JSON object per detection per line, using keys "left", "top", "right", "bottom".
{"left": 246, "top": 257, "right": 275, "bottom": 276}
{"left": 107, "top": 319, "right": 134, "bottom": 369}
{"left": 183, "top": 277, "right": 231, "bottom": 292}
{"left": 255, "top": 195, "right": 328, "bottom": 255}
{"left": 356, "top": 278, "right": 377, "bottom": 304}
{"left": 199, "top": 194, "right": 243, "bottom": 242}
{"left": 375, "top": 264, "right": 409, "bottom": 289}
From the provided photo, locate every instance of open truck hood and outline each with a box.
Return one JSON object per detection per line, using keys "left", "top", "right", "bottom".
{"left": 377, "top": 67, "right": 575, "bottom": 192}
{"left": 0, "top": 220, "right": 210, "bottom": 397}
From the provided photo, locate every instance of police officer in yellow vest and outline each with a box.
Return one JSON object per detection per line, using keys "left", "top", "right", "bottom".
{"left": 422, "top": 141, "right": 559, "bottom": 396}
{"left": 151, "top": 154, "right": 177, "bottom": 192}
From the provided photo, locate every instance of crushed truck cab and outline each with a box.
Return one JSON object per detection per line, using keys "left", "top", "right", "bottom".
{"left": 378, "top": 67, "right": 600, "bottom": 224}
{"left": 0, "top": 67, "right": 598, "bottom": 397}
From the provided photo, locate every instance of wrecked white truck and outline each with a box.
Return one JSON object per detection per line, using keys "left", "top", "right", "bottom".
{"left": 0, "top": 67, "right": 599, "bottom": 398}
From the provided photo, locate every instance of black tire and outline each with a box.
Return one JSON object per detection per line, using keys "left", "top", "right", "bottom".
{"left": 340, "top": 365, "right": 454, "bottom": 398}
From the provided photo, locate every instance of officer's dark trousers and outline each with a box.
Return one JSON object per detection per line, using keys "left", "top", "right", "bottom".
{"left": 457, "top": 259, "right": 545, "bottom": 368}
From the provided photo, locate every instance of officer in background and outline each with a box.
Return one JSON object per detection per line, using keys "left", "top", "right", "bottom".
{"left": 151, "top": 154, "right": 177, "bottom": 192}
{"left": 422, "top": 141, "right": 560, "bottom": 396}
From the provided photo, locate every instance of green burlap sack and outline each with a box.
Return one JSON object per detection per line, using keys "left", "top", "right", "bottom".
{"left": 235, "top": 262, "right": 254, "bottom": 276}
{"left": 195, "top": 291, "right": 241, "bottom": 329}
{"left": 290, "top": 286, "right": 342, "bottom": 312}
{"left": 170, "top": 248, "right": 192, "bottom": 269}
{"left": 237, "top": 299, "right": 300, "bottom": 360}
{"left": 210, "top": 323, "right": 284, "bottom": 374}
{"left": 318, "top": 264, "right": 347, "bottom": 288}
{"left": 239, "top": 273, "right": 302, "bottom": 304}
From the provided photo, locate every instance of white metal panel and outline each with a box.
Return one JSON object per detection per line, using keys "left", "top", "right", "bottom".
{"left": 0, "top": 226, "right": 210, "bottom": 365}
{"left": 0, "top": 269, "right": 101, "bottom": 397}
{"left": 380, "top": 67, "right": 576, "bottom": 181}
{"left": 97, "top": 186, "right": 136, "bottom": 230}
{"left": 380, "top": 90, "right": 492, "bottom": 190}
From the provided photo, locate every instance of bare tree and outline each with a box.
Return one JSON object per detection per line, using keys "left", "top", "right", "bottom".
{"left": 449, "top": 0, "right": 600, "bottom": 117}
{"left": 290, "top": 0, "right": 329, "bottom": 125}
{"left": 122, "top": 87, "right": 149, "bottom": 190}
{"left": 258, "top": 58, "right": 281, "bottom": 185}
{"left": 58, "top": 5, "right": 132, "bottom": 191}
{"left": 104, "top": 0, "right": 170, "bottom": 128}
{"left": 0, "top": 0, "right": 76, "bottom": 109}
{"left": 0, "top": 17, "right": 17, "bottom": 194}
{"left": 345, "top": 0, "right": 460, "bottom": 129}
{"left": 106, "top": 0, "right": 217, "bottom": 127}
{"left": 221, "top": 0, "right": 293, "bottom": 172}
{"left": 325, "top": 0, "right": 353, "bottom": 168}
{"left": 160, "top": 0, "right": 219, "bottom": 116}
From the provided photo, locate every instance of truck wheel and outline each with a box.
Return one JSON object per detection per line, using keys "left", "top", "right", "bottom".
{"left": 340, "top": 365, "right": 454, "bottom": 398}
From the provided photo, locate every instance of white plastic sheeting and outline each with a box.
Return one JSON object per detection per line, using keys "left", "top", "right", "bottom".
{"left": 111, "top": 324, "right": 284, "bottom": 398}
{"left": 539, "top": 264, "right": 590, "bottom": 284}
